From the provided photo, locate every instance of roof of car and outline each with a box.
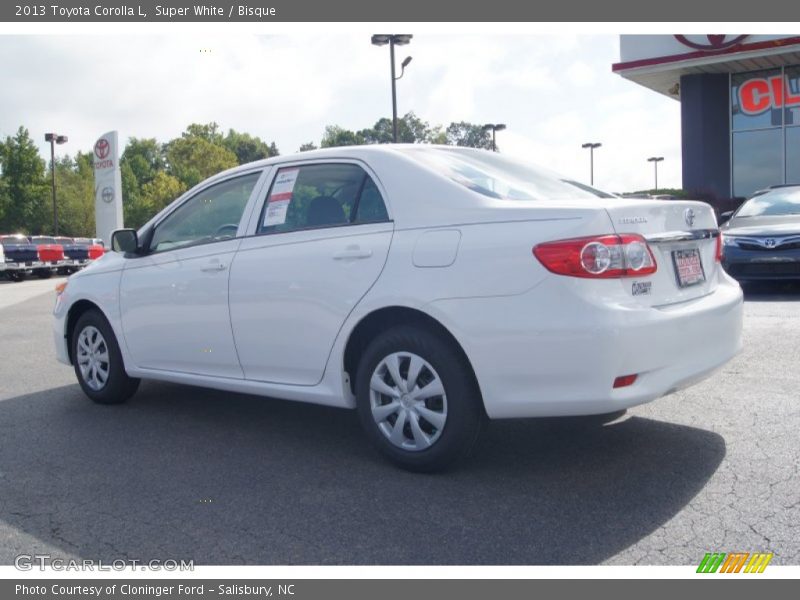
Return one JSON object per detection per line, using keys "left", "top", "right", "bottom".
{"left": 211, "top": 144, "right": 482, "bottom": 180}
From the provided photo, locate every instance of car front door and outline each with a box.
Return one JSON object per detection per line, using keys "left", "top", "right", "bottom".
{"left": 119, "top": 170, "right": 264, "bottom": 378}
{"left": 229, "top": 161, "right": 394, "bottom": 385}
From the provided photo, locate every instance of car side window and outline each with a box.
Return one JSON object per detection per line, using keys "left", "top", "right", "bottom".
{"left": 354, "top": 176, "right": 389, "bottom": 223}
{"left": 150, "top": 172, "right": 260, "bottom": 253}
{"left": 258, "top": 163, "right": 388, "bottom": 234}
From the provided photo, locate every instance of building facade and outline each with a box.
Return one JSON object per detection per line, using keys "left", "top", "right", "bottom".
{"left": 614, "top": 35, "right": 800, "bottom": 200}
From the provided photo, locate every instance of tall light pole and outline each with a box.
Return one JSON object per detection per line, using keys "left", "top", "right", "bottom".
{"left": 581, "top": 142, "right": 601, "bottom": 186}
{"left": 647, "top": 156, "right": 664, "bottom": 191}
{"left": 44, "top": 132, "right": 68, "bottom": 236}
{"left": 482, "top": 124, "right": 506, "bottom": 152}
{"left": 371, "top": 34, "right": 413, "bottom": 143}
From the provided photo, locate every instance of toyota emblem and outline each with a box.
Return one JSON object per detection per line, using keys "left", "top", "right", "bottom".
{"left": 94, "top": 138, "right": 110, "bottom": 159}
{"left": 764, "top": 238, "right": 776, "bottom": 248}
{"left": 101, "top": 186, "right": 114, "bottom": 203}
{"left": 673, "top": 35, "right": 748, "bottom": 52}
{"left": 684, "top": 208, "right": 696, "bottom": 227}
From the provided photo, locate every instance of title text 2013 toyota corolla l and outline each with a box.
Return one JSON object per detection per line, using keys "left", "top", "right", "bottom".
{"left": 53, "top": 146, "right": 743, "bottom": 471}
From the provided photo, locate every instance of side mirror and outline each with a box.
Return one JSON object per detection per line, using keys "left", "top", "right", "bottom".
{"left": 111, "top": 229, "right": 139, "bottom": 253}
{"left": 718, "top": 211, "right": 734, "bottom": 225}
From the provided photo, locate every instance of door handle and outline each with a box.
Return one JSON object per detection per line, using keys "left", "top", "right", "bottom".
{"left": 201, "top": 261, "right": 227, "bottom": 272}
{"left": 333, "top": 247, "right": 373, "bottom": 260}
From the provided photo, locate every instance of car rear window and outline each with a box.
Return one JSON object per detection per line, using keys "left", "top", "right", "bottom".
{"left": 398, "top": 147, "right": 616, "bottom": 201}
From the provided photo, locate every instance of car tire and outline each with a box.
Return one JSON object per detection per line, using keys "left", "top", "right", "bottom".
{"left": 36, "top": 269, "right": 52, "bottom": 279}
{"left": 7, "top": 271, "right": 25, "bottom": 282}
{"left": 71, "top": 309, "right": 140, "bottom": 405}
{"left": 355, "top": 325, "right": 485, "bottom": 472}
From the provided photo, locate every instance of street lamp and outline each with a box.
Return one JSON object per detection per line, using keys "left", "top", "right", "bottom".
{"left": 482, "top": 123, "right": 506, "bottom": 152}
{"left": 647, "top": 156, "right": 664, "bottom": 191}
{"left": 581, "top": 142, "right": 602, "bottom": 186}
{"left": 44, "top": 132, "right": 68, "bottom": 236}
{"left": 371, "top": 34, "right": 413, "bottom": 143}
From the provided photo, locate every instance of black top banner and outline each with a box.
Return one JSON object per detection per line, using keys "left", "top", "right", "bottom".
{"left": 1, "top": 0, "right": 798, "bottom": 22}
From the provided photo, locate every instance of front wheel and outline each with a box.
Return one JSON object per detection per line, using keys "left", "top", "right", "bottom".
{"left": 71, "top": 309, "right": 140, "bottom": 404}
{"left": 355, "top": 325, "right": 485, "bottom": 472}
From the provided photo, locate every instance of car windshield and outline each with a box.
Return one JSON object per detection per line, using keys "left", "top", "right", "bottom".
{"left": 399, "top": 147, "right": 616, "bottom": 201}
{"left": 737, "top": 188, "right": 800, "bottom": 217}
{"left": 73, "top": 238, "right": 91, "bottom": 246}
{"left": 31, "top": 236, "right": 55, "bottom": 244}
{"left": 1, "top": 235, "right": 28, "bottom": 243}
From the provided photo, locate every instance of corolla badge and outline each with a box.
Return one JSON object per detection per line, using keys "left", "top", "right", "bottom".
{"left": 618, "top": 216, "right": 647, "bottom": 225}
{"left": 684, "top": 208, "right": 696, "bottom": 227}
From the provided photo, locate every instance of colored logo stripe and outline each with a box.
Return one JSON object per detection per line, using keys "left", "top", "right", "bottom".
{"left": 744, "top": 553, "right": 773, "bottom": 573}
{"left": 697, "top": 553, "right": 726, "bottom": 573}
{"left": 697, "top": 552, "right": 773, "bottom": 573}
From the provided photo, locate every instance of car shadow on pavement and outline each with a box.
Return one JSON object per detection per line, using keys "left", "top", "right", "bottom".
{"left": 0, "top": 381, "right": 726, "bottom": 565}
{"left": 741, "top": 280, "right": 800, "bottom": 301}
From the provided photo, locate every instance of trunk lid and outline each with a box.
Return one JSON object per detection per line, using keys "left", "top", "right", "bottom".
{"left": 603, "top": 199, "right": 720, "bottom": 307}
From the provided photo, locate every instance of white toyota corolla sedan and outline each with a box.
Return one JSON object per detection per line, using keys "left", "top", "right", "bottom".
{"left": 53, "top": 146, "right": 743, "bottom": 471}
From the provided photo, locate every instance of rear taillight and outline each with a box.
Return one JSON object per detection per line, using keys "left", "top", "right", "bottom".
{"left": 715, "top": 232, "right": 722, "bottom": 262}
{"left": 533, "top": 234, "right": 657, "bottom": 278}
{"left": 613, "top": 374, "right": 638, "bottom": 388}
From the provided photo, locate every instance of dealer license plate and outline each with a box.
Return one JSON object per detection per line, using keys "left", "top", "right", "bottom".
{"left": 672, "top": 248, "right": 705, "bottom": 288}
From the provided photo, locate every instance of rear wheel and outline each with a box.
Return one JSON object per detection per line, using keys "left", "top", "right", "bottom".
{"left": 356, "top": 325, "right": 484, "bottom": 472}
{"left": 6, "top": 271, "right": 25, "bottom": 282}
{"left": 71, "top": 310, "right": 140, "bottom": 404}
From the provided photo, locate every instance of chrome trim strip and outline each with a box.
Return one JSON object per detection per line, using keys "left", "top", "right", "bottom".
{"left": 644, "top": 229, "right": 720, "bottom": 244}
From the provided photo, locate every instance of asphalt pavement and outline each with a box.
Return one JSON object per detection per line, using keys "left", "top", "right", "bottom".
{"left": 0, "top": 279, "right": 797, "bottom": 565}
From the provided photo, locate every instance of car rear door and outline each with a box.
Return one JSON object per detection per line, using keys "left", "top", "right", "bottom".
{"left": 119, "top": 169, "right": 266, "bottom": 378}
{"left": 229, "top": 160, "right": 393, "bottom": 385}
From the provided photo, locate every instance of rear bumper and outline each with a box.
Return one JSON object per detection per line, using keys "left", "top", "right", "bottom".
{"left": 62, "top": 258, "right": 90, "bottom": 268}
{"left": 723, "top": 246, "right": 800, "bottom": 281}
{"left": 2, "top": 260, "right": 43, "bottom": 271}
{"left": 34, "top": 260, "right": 67, "bottom": 269}
{"left": 428, "top": 274, "right": 743, "bottom": 419}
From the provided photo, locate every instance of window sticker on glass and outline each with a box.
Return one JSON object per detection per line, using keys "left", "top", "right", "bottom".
{"left": 264, "top": 168, "right": 299, "bottom": 226}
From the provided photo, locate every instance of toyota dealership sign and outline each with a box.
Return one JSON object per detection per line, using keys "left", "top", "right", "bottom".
{"left": 93, "top": 131, "right": 124, "bottom": 245}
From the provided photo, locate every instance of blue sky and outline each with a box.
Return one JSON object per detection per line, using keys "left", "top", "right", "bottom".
{"left": 0, "top": 34, "right": 682, "bottom": 192}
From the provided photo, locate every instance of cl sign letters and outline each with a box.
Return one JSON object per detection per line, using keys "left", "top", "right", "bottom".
{"left": 739, "top": 75, "right": 800, "bottom": 115}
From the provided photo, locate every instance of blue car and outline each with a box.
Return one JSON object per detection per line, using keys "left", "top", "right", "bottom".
{"left": 721, "top": 185, "right": 800, "bottom": 282}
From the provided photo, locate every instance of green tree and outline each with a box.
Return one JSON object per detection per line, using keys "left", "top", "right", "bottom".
{"left": 298, "top": 142, "right": 318, "bottom": 152}
{"left": 54, "top": 152, "right": 95, "bottom": 237}
{"left": 320, "top": 125, "right": 365, "bottom": 148}
{"left": 140, "top": 171, "right": 186, "bottom": 216}
{"left": 223, "top": 129, "right": 279, "bottom": 164}
{"left": 359, "top": 112, "right": 444, "bottom": 144}
{"left": 0, "top": 176, "right": 9, "bottom": 229}
{"left": 120, "top": 137, "right": 166, "bottom": 229}
{"left": 0, "top": 126, "right": 50, "bottom": 233}
{"left": 121, "top": 137, "right": 165, "bottom": 185}
{"left": 166, "top": 136, "right": 238, "bottom": 189}
{"left": 445, "top": 121, "right": 494, "bottom": 150}
{"left": 183, "top": 122, "right": 224, "bottom": 145}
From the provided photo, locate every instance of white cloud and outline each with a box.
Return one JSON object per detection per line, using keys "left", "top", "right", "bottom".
{"left": 0, "top": 34, "right": 683, "bottom": 191}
